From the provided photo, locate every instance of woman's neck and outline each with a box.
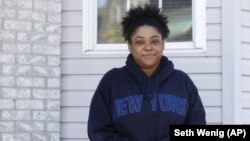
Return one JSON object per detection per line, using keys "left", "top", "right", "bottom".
{"left": 141, "top": 65, "right": 158, "bottom": 77}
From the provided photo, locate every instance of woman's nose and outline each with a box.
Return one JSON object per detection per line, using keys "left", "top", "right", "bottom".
{"left": 143, "top": 43, "right": 154, "bottom": 50}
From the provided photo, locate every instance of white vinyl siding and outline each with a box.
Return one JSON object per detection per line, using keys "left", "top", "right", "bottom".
{"left": 221, "top": 0, "right": 242, "bottom": 124}
{"left": 61, "top": 0, "right": 222, "bottom": 140}
{"left": 241, "top": 0, "right": 250, "bottom": 124}
{"left": 204, "top": 0, "right": 222, "bottom": 124}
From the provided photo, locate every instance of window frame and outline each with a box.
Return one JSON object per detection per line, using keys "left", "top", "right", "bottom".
{"left": 82, "top": 0, "right": 206, "bottom": 55}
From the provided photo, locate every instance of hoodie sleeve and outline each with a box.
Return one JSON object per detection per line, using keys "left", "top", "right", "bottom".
{"left": 88, "top": 70, "right": 130, "bottom": 141}
{"left": 184, "top": 75, "right": 206, "bottom": 124}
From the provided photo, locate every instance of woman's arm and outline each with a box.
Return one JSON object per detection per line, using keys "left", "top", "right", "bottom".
{"left": 184, "top": 76, "right": 206, "bottom": 124}
{"left": 88, "top": 71, "right": 130, "bottom": 141}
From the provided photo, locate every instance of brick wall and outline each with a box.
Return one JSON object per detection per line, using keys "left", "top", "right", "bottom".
{"left": 0, "top": 0, "right": 61, "bottom": 140}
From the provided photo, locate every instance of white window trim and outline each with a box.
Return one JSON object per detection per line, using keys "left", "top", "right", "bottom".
{"left": 82, "top": 0, "right": 206, "bottom": 55}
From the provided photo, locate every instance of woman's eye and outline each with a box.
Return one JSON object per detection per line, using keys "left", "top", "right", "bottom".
{"left": 135, "top": 41, "right": 144, "bottom": 45}
{"left": 152, "top": 40, "right": 159, "bottom": 45}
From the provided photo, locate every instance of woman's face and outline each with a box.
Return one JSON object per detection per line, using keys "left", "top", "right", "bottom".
{"left": 129, "top": 25, "right": 164, "bottom": 71}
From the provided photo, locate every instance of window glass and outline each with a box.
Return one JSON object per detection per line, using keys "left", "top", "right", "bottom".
{"left": 97, "top": 0, "right": 192, "bottom": 44}
{"left": 163, "top": 0, "right": 192, "bottom": 41}
{"left": 130, "top": 0, "right": 158, "bottom": 8}
{"left": 97, "top": 0, "right": 126, "bottom": 43}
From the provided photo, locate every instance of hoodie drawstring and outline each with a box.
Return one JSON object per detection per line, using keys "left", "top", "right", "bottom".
{"left": 143, "top": 76, "right": 152, "bottom": 99}
{"left": 142, "top": 76, "right": 159, "bottom": 100}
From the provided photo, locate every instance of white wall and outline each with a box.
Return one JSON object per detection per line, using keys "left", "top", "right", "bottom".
{"left": 0, "top": 0, "right": 61, "bottom": 140}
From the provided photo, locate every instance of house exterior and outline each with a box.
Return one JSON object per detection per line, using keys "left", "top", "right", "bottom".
{"left": 0, "top": 0, "right": 249, "bottom": 141}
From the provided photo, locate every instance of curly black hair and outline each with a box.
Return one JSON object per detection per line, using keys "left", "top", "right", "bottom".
{"left": 121, "top": 4, "right": 170, "bottom": 43}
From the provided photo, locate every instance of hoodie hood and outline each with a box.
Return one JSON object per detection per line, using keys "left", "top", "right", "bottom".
{"left": 126, "top": 54, "right": 174, "bottom": 99}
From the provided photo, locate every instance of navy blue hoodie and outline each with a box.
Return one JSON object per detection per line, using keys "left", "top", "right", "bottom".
{"left": 88, "top": 54, "right": 206, "bottom": 141}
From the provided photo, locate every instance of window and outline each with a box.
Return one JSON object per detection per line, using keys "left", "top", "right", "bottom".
{"left": 82, "top": 0, "right": 206, "bottom": 55}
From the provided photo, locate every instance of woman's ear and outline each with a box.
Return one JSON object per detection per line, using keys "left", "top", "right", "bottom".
{"left": 128, "top": 43, "right": 132, "bottom": 52}
{"left": 162, "top": 40, "right": 165, "bottom": 50}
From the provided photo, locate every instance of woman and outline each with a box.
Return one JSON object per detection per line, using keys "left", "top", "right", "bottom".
{"left": 88, "top": 4, "right": 206, "bottom": 141}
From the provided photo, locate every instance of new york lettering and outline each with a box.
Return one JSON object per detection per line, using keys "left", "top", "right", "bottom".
{"left": 113, "top": 93, "right": 187, "bottom": 119}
